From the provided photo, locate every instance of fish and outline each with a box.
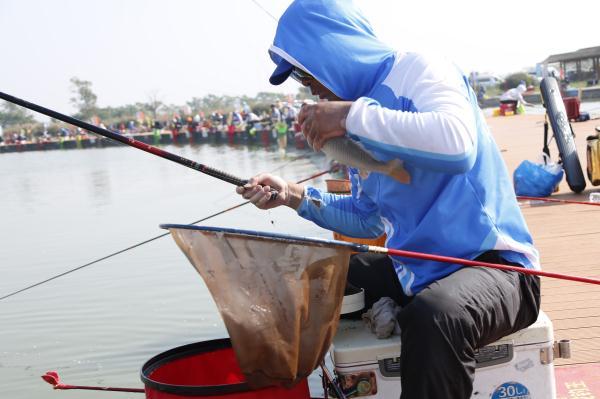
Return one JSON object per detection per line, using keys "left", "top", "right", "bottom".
{"left": 321, "top": 136, "right": 411, "bottom": 184}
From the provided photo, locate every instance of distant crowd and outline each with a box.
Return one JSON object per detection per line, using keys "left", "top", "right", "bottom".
{"left": 0, "top": 101, "right": 306, "bottom": 146}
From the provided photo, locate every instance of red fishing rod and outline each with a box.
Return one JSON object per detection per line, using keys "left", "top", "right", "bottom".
{"left": 364, "top": 245, "right": 600, "bottom": 286}
{"left": 42, "top": 371, "right": 144, "bottom": 393}
{"left": 517, "top": 195, "right": 600, "bottom": 207}
{"left": 0, "top": 91, "right": 275, "bottom": 195}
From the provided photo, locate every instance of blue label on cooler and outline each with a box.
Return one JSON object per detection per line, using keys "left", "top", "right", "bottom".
{"left": 491, "top": 382, "right": 531, "bottom": 399}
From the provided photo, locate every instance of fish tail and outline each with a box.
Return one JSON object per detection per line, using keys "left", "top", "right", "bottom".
{"left": 386, "top": 159, "right": 411, "bottom": 184}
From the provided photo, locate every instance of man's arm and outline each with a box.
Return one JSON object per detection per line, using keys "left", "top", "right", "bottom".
{"left": 297, "top": 57, "right": 478, "bottom": 175}
{"left": 237, "top": 173, "right": 384, "bottom": 238}
{"left": 345, "top": 99, "right": 477, "bottom": 174}
{"left": 296, "top": 186, "right": 385, "bottom": 238}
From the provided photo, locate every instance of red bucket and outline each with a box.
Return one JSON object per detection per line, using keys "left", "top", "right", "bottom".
{"left": 141, "top": 338, "right": 311, "bottom": 399}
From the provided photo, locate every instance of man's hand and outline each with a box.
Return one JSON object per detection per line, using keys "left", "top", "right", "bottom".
{"left": 298, "top": 101, "right": 353, "bottom": 151}
{"left": 236, "top": 173, "right": 305, "bottom": 210}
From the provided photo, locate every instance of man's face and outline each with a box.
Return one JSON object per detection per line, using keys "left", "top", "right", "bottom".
{"left": 299, "top": 77, "right": 342, "bottom": 101}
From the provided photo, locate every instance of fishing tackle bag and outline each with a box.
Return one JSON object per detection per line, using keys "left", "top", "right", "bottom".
{"left": 586, "top": 132, "right": 600, "bottom": 186}
{"left": 513, "top": 154, "right": 564, "bottom": 197}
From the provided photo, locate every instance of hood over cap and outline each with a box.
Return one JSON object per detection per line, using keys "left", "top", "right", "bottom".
{"left": 268, "top": 0, "right": 396, "bottom": 100}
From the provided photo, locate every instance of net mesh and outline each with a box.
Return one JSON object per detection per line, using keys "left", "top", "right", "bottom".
{"left": 168, "top": 227, "right": 351, "bottom": 388}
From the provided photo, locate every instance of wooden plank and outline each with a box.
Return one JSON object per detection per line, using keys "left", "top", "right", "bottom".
{"left": 543, "top": 300, "right": 600, "bottom": 314}
{"left": 552, "top": 316, "right": 600, "bottom": 330}
{"left": 554, "top": 326, "right": 600, "bottom": 340}
{"left": 541, "top": 286, "right": 600, "bottom": 296}
{"left": 555, "top": 338, "right": 600, "bottom": 365}
{"left": 546, "top": 307, "right": 600, "bottom": 320}
{"left": 542, "top": 292, "right": 600, "bottom": 305}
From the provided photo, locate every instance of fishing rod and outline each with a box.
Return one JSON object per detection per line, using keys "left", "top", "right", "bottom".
{"left": 364, "top": 245, "right": 600, "bottom": 286}
{"left": 517, "top": 195, "right": 600, "bottom": 207}
{"left": 0, "top": 91, "right": 275, "bottom": 195}
{"left": 42, "top": 371, "right": 144, "bottom": 393}
{"left": 0, "top": 167, "right": 334, "bottom": 302}
{"left": 41, "top": 365, "right": 348, "bottom": 397}
{"left": 160, "top": 226, "right": 600, "bottom": 287}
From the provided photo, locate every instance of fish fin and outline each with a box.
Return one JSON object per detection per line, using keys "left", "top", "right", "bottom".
{"left": 386, "top": 159, "right": 411, "bottom": 184}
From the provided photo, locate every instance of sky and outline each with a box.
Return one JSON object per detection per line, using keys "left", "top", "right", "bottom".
{"left": 1, "top": 0, "right": 599, "bottom": 117}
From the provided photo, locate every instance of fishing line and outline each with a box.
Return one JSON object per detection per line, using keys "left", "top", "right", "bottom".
{"left": 0, "top": 168, "right": 333, "bottom": 302}
{"left": 250, "top": 0, "right": 278, "bottom": 22}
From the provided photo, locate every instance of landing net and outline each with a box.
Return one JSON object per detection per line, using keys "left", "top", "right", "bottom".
{"left": 162, "top": 225, "right": 353, "bottom": 388}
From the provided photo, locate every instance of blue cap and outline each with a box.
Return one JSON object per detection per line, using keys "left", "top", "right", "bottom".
{"left": 269, "top": 58, "right": 293, "bottom": 85}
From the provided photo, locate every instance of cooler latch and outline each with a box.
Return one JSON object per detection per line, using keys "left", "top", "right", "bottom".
{"left": 378, "top": 357, "right": 401, "bottom": 377}
{"left": 474, "top": 344, "right": 514, "bottom": 368}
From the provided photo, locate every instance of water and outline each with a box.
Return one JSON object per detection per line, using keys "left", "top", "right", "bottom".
{"left": 0, "top": 143, "right": 332, "bottom": 398}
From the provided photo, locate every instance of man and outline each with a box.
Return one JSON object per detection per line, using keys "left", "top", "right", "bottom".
{"left": 500, "top": 80, "right": 532, "bottom": 110}
{"left": 237, "top": 1, "right": 540, "bottom": 397}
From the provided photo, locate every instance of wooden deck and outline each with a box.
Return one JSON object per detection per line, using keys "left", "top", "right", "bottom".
{"left": 488, "top": 114, "right": 600, "bottom": 367}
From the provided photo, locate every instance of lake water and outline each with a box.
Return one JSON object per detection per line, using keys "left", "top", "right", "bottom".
{"left": 0, "top": 143, "right": 333, "bottom": 398}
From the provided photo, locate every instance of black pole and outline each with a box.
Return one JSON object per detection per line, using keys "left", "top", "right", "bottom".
{"left": 0, "top": 91, "right": 270, "bottom": 189}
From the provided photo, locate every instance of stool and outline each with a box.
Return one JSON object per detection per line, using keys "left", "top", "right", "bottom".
{"left": 499, "top": 102, "right": 516, "bottom": 116}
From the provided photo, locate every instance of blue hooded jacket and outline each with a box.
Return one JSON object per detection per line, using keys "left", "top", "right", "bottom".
{"left": 270, "top": 0, "right": 539, "bottom": 296}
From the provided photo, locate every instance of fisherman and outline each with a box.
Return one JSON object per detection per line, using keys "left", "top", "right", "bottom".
{"left": 500, "top": 80, "right": 533, "bottom": 110}
{"left": 237, "top": 1, "right": 541, "bottom": 398}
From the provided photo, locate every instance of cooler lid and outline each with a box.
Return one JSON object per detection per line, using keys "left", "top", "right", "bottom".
{"left": 497, "top": 310, "right": 554, "bottom": 345}
{"left": 332, "top": 319, "right": 400, "bottom": 365}
{"left": 331, "top": 310, "right": 553, "bottom": 365}
{"left": 340, "top": 288, "right": 364, "bottom": 315}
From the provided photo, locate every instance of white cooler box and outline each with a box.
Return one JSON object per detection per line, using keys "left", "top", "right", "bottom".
{"left": 331, "top": 311, "right": 557, "bottom": 398}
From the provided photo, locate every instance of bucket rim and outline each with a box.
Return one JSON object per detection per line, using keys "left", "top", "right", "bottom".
{"left": 141, "top": 338, "right": 254, "bottom": 396}
{"left": 159, "top": 224, "right": 365, "bottom": 251}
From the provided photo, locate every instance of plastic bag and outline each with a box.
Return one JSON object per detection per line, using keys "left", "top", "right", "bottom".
{"left": 513, "top": 154, "right": 564, "bottom": 197}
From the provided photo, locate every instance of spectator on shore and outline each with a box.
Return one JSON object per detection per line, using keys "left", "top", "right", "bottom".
{"left": 500, "top": 81, "right": 532, "bottom": 110}
{"left": 242, "top": 101, "right": 251, "bottom": 114}
{"left": 232, "top": 110, "right": 243, "bottom": 127}
{"left": 269, "top": 103, "right": 281, "bottom": 124}
{"left": 476, "top": 85, "right": 486, "bottom": 103}
{"left": 282, "top": 103, "right": 297, "bottom": 128}
{"left": 274, "top": 119, "right": 288, "bottom": 154}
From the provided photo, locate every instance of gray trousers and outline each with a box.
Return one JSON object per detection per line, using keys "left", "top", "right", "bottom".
{"left": 347, "top": 251, "right": 541, "bottom": 399}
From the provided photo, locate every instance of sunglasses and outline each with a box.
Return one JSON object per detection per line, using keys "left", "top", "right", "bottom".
{"left": 290, "top": 67, "right": 314, "bottom": 83}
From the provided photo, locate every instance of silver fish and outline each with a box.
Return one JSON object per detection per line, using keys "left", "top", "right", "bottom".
{"left": 321, "top": 137, "right": 411, "bottom": 184}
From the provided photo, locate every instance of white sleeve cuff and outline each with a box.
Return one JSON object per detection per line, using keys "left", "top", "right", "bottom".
{"left": 345, "top": 97, "right": 375, "bottom": 139}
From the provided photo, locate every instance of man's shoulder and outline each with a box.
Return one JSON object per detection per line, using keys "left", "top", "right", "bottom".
{"left": 395, "top": 52, "right": 455, "bottom": 70}
{"left": 381, "top": 52, "right": 462, "bottom": 95}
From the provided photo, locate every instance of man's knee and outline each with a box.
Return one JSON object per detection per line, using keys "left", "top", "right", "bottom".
{"left": 399, "top": 290, "right": 476, "bottom": 352}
